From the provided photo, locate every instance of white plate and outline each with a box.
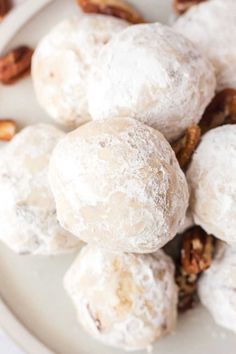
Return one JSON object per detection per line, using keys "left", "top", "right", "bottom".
{"left": 0, "top": 1, "right": 236, "bottom": 353}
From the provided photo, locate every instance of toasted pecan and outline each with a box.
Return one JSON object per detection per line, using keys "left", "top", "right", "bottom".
{"left": 181, "top": 226, "right": 214, "bottom": 275}
{"left": 173, "top": 0, "right": 207, "bottom": 14}
{"left": 0, "top": 120, "right": 16, "bottom": 141}
{"left": 77, "top": 0, "right": 145, "bottom": 24}
{"left": 175, "top": 226, "right": 215, "bottom": 312}
{"left": 0, "top": 46, "right": 34, "bottom": 85}
{"left": 172, "top": 125, "right": 201, "bottom": 169}
{"left": 200, "top": 89, "right": 236, "bottom": 134}
{"left": 0, "top": 0, "right": 10, "bottom": 21}
{"left": 176, "top": 268, "right": 198, "bottom": 312}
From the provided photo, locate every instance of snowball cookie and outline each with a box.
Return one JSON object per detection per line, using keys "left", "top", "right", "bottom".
{"left": 32, "top": 15, "right": 129, "bottom": 127}
{"left": 198, "top": 242, "right": 236, "bottom": 333}
{"left": 64, "top": 245, "right": 178, "bottom": 351}
{"left": 0, "top": 124, "right": 81, "bottom": 255}
{"left": 87, "top": 23, "right": 216, "bottom": 142}
{"left": 50, "top": 118, "right": 189, "bottom": 253}
{"left": 187, "top": 125, "right": 236, "bottom": 244}
{"left": 173, "top": 0, "right": 236, "bottom": 91}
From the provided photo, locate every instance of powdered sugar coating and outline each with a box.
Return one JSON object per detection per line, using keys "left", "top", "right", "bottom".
{"left": 173, "top": 0, "right": 236, "bottom": 91}
{"left": 187, "top": 125, "right": 236, "bottom": 244}
{"left": 32, "top": 15, "right": 129, "bottom": 127}
{"left": 64, "top": 245, "right": 178, "bottom": 351}
{"left": 0, "top": 124, "right": 81, "bottom": 255}
{"left": 49, "top": 118, "right": 189, "bottom": 253}
{"left": 87, "top": 23, "right": 216, "bottom": 142}
{"left": 198, "top": 242, "right": 236, "bottom": 333}
{"left": 177, "top": 209, "right": 194, "bottom": 235}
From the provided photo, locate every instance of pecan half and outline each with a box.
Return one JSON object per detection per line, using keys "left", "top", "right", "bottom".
{"left": 172, "top": 125, "right": 201, "bottom": 170}
{"left": 77, "top": 0, "right": 144, "bottom": 24}
{"left": 181, "top": 226, "right": 214, "bottom": 275}
{"left": 0, "top": 46, "right": 34, "bottom": 85}
{"left": 0, "top": 0, "right": 10, "bottom": 21}
{"left": 175, "top": 226, "right": 215, "bottom": 312}
{"left": 200, "top": 89, "right": 236, "bottom": 134}
{"left": 173, "top": 0, "right": 207, "bottom": 14}
{"left": 0, "top": 120, "right": 16, "bottom": 141}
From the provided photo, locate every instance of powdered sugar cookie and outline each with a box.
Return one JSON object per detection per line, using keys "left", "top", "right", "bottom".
{"left": 198, "top": 242, "right": 236, "bottom": 333}
{"left": 177, "top": 209, "right": 194, "bottom": 235}
{"left": 49, "top": 117, "right": 189, "bottom": 253}
{"left": 174, "top": 0, "right": 236, "bottom": 91}
{"left": 187, "top": 125, "right": 236, "bottom": 244}
{"left": 64, "top": 245, "right": 178, "bottom": 351}
{"left": 87, "top": 23, "right": 216, "bottom": 142}
{"left": 32, "top": 15, "right": 129, "bottom": 127}
{"left": 0, "top": 124, "right": 81, "bottom": 255}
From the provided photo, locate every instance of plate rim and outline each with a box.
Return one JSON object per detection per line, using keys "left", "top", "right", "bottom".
{"left": 0, "top": 300, "right": 53, "bottom": 354}
{"left": 0, "top": 2, "right": 56, "bottom": 353}
{"left": 0, "top": 0, "right": 54, "bottom": 53}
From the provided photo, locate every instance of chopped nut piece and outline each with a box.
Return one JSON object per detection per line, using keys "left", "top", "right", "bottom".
{"left": 176, "top": 269, "right": 197, "bottom": 295}
{"left": 200, "top": 89, "right": 236, "bottom": 134}
{"left": 77, "top": 0, "right": 144, "bottom": 24}
{"left": 0, "top": 120, "right": 16, "bottom": 141}
{"left": 181, "top": 226, "right": 214, "bottom": 275}
{"left": 175, "top": 226, "right": 215, "bottom": 312}
{"left": 176, "top": 268, "right": 198, "bottom": 312}
{"left": 173, "top": 0, "right": 207, "bottom": 15}
{"left": 172, "top": 124, "right": 201, "bottom": 169}
{"left": 0, "top": 46, "right": 34, "bottom": 85}
{"left": 0, "top": 0, "right": 10, "bottom": 21}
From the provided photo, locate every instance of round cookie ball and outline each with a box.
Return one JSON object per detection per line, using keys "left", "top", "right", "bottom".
{"left": 49, "top": 118, "right": 189, "bottom": 253}
{"left": 0, "top": 124, "right": 81, "bottom": 255}
{"left": 87, "top": 22, "right": 216, "bottom": 142}
{"left": 198, "top": 242, "right": 236, "bottom": 333}
{"left": 64, "top": 245, "right": 178, "bottom": 351}
{"left": 173, "top": 0, "right": 236, "bottom": 91}
{"left": 187, "top": 125, "right": 236, "bottom": 244}
{"left": 32, "top": 15, "right": 129, "bottom": 127}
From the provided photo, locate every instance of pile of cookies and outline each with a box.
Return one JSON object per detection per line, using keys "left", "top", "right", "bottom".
{"left": 0, "top": 0, "right": 236, "bottom": 351}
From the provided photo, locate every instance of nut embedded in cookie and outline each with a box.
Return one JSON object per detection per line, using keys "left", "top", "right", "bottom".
{"left": 77, "top": 0, "right": 144, "bottom": 24}
{"left": 0, "top": 46, "right": 34, "bottom": 85}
